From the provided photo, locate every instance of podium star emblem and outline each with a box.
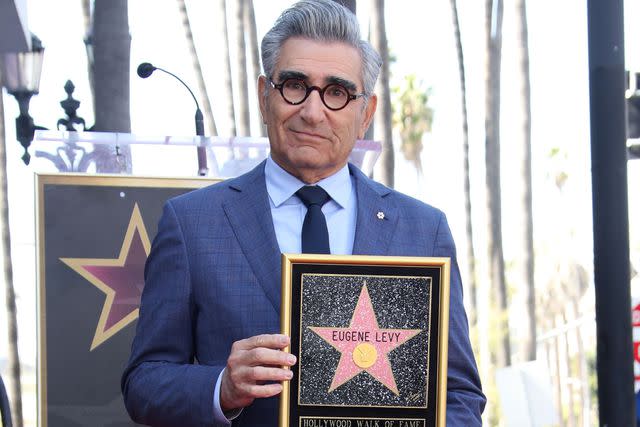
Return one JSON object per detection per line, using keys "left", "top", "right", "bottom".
{"left": 60, "top": 204, "right": 151, "bottom": 350}
{"left": 309, "top": 283, "right": 422, "bottom": 394}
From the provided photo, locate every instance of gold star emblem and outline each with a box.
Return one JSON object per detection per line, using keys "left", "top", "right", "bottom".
{"left": 60, "top": 204, "right": 151, "bottom": 350}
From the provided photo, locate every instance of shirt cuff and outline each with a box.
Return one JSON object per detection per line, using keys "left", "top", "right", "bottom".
{"left": 213, "top": 368, "right": 242, "bottom": 425}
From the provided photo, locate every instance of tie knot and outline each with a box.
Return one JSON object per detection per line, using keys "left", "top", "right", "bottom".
{"left": 296, "top": 185, "right": 331, "bottom": 208}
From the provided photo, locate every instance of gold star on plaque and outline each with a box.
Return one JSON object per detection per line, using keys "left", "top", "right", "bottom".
{"left": 60, "top": 204, "right": 151, "bottom": 350}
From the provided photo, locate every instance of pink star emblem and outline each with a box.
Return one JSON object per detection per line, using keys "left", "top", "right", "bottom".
{"left": 60, "top": 204, "right": 151, "bottom": 350}
{"left": 309, "top": 284, "right": 422, "bottom": 395}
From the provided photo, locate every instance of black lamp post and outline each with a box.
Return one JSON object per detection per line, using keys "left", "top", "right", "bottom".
{"left": 1, "top": 34, "right": 45, "bottom": 165}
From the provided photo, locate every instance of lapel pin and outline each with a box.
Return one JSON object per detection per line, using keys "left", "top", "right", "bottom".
{"left": 376, "top": 211, "right": 385, "bottom": 220}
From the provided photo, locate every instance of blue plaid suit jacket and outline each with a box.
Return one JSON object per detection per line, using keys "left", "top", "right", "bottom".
{"left": 122, "top": 161, "right": 485, "bottom": 426}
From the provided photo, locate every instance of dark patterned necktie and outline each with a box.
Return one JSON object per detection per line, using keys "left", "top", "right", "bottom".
{"left": 296, "top": 185, "right": 331, "bottom": 254}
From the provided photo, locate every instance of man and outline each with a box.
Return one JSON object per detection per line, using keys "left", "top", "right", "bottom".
{"left": 122, "top": 1, "right": 485, "bottom": 426}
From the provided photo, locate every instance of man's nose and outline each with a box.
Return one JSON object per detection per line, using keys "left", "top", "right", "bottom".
{"left": 299, "top": 89, "right": 326, "bottom": 123}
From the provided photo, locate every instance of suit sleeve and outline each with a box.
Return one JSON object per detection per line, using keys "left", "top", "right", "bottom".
{"left": 433, "top": 212, "right": 486, "bottom": 426}
{"left": 121, "top": 201, "right": 224, "bottom": 427}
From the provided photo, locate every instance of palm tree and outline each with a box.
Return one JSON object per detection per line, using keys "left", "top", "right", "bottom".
{"left": 216, "top": 0, "right": 236, "bottom": 137}
{"left": 235, "top": 0, "right": 251, "bottom": 138}
{"left": 391, "top": 74, "right": 432, "bottom": 174}
{"left": 90, "top": 0, "right": 132, "bottom": 172}
{"left": 514, "top": 0, "right": 536, "bottom": 362}
{"left": 484, "top": 0, "right": 511, "bottom": 368}
{"left": 244, "top": 0, "right": 265, "bottom": 136}
{"left": 176, "top": 0, "right": 217, "bottom": 136}
{"left": 81, "top": 0, "right": 94, "bottom": 102}
{"left": 449, "top": 0, "right": 479, "bottom": 344}
{"left": 81, "top": 0, "right": 91, "bottom": 40}
{"left": 370, "top": 0, "right": 394, "bottom": 188}
{"left": 0, "top": 80, "right": 23, "bottom": 427}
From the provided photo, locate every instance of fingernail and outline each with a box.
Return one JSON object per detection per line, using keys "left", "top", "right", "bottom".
{"left": 286, "top": 370, "right": 294, "bottom": 379}
{"left": 288, "top": 354, "right": 297, "bottom": 365}
{"left": 280, "top": 335, "right": 289, "bottom": 345}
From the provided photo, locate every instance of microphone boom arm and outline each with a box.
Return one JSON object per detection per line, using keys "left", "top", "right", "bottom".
{"left": 137, "top": 62, "right": 208, "bottom": 176}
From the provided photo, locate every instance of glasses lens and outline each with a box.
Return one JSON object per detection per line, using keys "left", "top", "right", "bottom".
{"left": 281, "top": 79, "right": 307, "bottom": 104}
{"left": 323, "top": 83, "right": 349, "bottom": 110}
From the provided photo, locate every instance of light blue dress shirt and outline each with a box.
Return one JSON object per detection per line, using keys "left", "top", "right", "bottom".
{"left": 213, "top": 157, "right": 358, "bottom": 424}
{"left": 265, "top": 156, "right": 357, "bottom": 255}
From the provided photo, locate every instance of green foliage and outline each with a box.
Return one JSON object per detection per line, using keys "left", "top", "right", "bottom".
{"left": 547, "top": 146, "right": 569, "bottom": 190}
{"left": 391, "top": 74, "right": 433, "bottom": 172}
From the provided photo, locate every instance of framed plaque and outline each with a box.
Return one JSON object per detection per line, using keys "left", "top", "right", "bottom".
{"left": 280, "top": 254, "right": 450, "bottom": 427}
{"left": 36, "top": 174, "right": 217, "bottom": 426}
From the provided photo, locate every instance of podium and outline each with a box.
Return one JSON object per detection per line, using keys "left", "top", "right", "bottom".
{"left": 32, "top": 130, "right": 380, "bottom": 426}
{"left": 32, "top": 130, "right": 381, "bottom": 177}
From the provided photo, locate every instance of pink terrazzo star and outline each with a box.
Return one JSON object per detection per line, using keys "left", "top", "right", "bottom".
{"left": 309, "top": 284, "right": 422, "bottom": 395}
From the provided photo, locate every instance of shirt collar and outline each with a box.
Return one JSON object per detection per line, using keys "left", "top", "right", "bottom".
{"left": 265, "top": 156, "right": 352, "bottom": 208}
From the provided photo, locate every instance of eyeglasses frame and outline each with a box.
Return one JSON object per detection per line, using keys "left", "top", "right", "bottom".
{"left": 268, "top": 77, "right": 366, "bottom": 111}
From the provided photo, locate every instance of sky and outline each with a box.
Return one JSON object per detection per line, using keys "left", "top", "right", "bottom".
{"left": 1, "top": 0, "right": 639, "bottom": 424}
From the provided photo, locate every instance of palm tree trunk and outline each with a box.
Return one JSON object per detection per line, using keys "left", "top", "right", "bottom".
{"left": 484, "top": 0, "right": 510, "bottom": 368}
{"left": 217, "top": 0, "right": 236, "bottom": 138}
{"left": 364, "top": 19, "right": 375, "bottom": 145}
{"left": 91, "top": 0, "right": 132, "bottom": 172}
{"left": 371, "top": 0, "right": 394, "bottom": 188}
{"left": 81, "top": 0, "right": 94, "bottom": 102}
{"left": 0, "top": 78, "right": 24, "bottom": 427}
{"left": 449, "top": 0, "right": 478, "bottom": 334}
{"left": 244, "top": 0, "right": 265, "bottom": 137}
{"left": 92, "top": 0, "right": 130, "bottom": 131}
{"left": 515, "top": 0, "right": 536, "bottom": 362}
{"left": 81, "top": 0, "right": 91, "bottom": 34}
{"left": 177, "top": 0, "right": 218, "bottom": 137}
{"left": 235, "top": 0, "right": 251, "bottom": 138}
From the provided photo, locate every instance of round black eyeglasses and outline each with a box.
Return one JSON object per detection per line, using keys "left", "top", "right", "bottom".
{"left": 269, "top": 78, "right": 366, "bottom": 111}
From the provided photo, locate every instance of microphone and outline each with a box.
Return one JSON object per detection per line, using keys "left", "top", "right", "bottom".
{"left": 136, "top": 62, "right": 155, "bottom": 78}
{"left": 136, "top": 62, "right": 207, "bottom": 175}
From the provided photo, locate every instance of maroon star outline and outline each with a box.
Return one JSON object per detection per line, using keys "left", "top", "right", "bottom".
{"left": 60, "top": 203, "right": 151, "bottom": 350}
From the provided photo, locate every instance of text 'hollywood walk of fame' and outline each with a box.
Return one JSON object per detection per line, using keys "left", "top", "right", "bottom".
{"left": 301, "top": 418, "right": 424, "bottom": 427}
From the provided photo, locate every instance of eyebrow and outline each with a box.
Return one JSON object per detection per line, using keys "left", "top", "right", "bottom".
{"left": 277, "top": 70, "right": 308, "bottom": 82}
{"left": 326, "top": 76, "right": 358, "bottom": 92}
{"left": 276, "top": 70, "right": 359, "bottom": 92}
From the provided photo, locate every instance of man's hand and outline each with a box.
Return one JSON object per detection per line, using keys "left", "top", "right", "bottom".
{"left": 220, "top": 334, "right": 296, "bottom": 412}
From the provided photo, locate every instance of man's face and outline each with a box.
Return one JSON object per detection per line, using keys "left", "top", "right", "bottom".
{"left": 258, "top": 37, "right": 377, "bottom": 184}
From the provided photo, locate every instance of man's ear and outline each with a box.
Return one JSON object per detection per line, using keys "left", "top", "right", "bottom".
{"left": 358, "top": 94, "right": 377, "bottom": 139}
{"left": 258, "top": 75, "right": 268, "bottom": 124}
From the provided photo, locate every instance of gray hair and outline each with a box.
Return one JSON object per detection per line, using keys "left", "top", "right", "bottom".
{"left": 261, "top": 0, "right": 382, "bottom": 101}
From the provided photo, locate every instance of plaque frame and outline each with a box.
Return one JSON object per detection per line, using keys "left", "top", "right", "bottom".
{"left": 36, "top": 173, "right": 217, "bottom": 426}
{"left": 280, "top": 254, "right": 450, "bottom": 427}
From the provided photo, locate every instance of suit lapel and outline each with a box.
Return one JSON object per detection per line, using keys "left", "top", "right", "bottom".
{"left": 219, "top": 162, "right": 397, "bottom": 313}
{"left": 222, "top": 162, "right": 282, "bottom": 314}
{"left": 350, "top": 165, "right": 398, "bottom": 255}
